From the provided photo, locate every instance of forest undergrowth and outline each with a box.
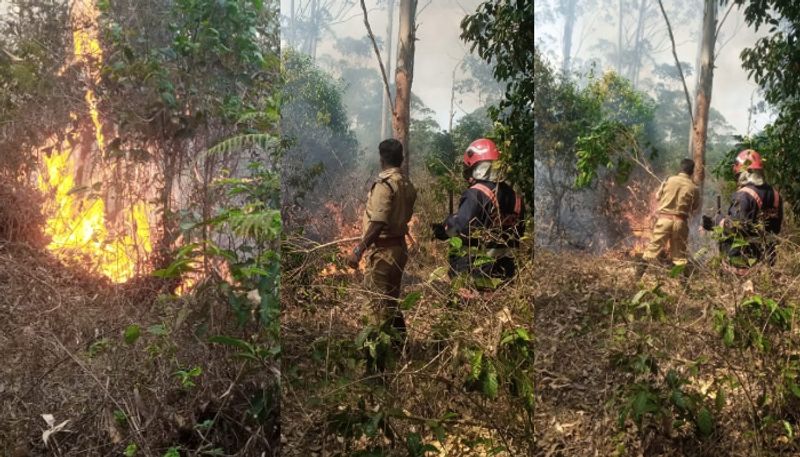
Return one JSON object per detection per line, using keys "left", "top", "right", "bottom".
{"left": 281, "top": 179, "right": 533, "bottom": 457}
{"left": 534, "top": 230, "right": 800, "bottom": 457}
{"left": 0, "top": 242, "right": 280, "bottom": 457}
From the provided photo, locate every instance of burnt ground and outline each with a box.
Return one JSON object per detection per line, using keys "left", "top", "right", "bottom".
{"left": 534, "top": 248, "right": 800, "bottom": 457}
{"left": 0, "top": 242, "right": 279, "bottom": 456}
{"left": 280, "top": 233, "right": 534, "bottom": 456}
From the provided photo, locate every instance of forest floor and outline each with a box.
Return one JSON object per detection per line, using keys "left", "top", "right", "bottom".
{"left": 0, "top": 242, "right": 279, "bottom": 457}
{"left": 534, "top": 244, "right": 800, "bottom": 457}
{"left": 280, "top": 231, "right": 534, "bottom": 457}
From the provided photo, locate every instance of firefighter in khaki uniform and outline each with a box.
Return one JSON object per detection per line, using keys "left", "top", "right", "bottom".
{"left": 641, "top": 159, "right": 700, "bottom": 266}
{"left": 346, "top": 139, "right": 417, "bottom": 338}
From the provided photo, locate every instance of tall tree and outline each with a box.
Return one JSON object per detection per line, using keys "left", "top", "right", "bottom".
{"left": 393, "top": 0, "right": 417, "bottom": 175}
{"left": 688, "top": 0, "right": 717, "bottom": 201}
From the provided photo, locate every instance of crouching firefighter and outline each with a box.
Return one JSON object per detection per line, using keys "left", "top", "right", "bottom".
{"left": 432, "top": 138, "right": 526, "bottom": 284}
{"left": 701, "top": 149, "right": 783, "bottom": 275}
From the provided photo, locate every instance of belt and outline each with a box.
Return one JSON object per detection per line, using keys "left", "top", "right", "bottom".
{"left": 373, "top": 236, "right": 406, "bottom": 248}
{"left": 658, "top": 212, "right": 688, "bottom": 221}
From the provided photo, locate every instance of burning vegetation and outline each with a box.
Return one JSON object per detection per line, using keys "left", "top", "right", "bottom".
{"left": 1, "top": 0, "right": 282, "bottom": 455}
{"left": 35, "top": 0, "right": 154, "bottom": 283}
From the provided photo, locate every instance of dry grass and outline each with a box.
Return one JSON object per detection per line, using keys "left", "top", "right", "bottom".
{"left": 0, "top": 242, "right": 279, "bottom": 456}
{"left": 534, "top": 243, "right": 800, "bottom": 457}
{"left": 280, "top": 194, "right": 533, "bottom": 457}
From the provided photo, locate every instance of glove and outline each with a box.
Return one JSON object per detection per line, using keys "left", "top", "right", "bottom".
{"left": 701, "top": 215, "right": 713, "bottom": 231}
{"left": 431, "top": 223, "right": 448, "bottom": 240}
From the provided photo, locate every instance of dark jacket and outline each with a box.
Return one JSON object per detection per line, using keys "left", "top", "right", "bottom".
{"left": 716, "top": 182, "right": 782, "bottom": 265}
{"left": 444, "top": 181, "right": 526, "bottom": 249}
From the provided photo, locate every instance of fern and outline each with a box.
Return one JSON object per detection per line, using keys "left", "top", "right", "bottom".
{"left": 204, "top": 133, "right": 277, "bottom": 156}
{"left": 226, "top": 209, "right": 281, "bottom": 242}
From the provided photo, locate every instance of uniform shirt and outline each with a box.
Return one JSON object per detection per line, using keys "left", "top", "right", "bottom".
{"left": 444, "top": 181, "right": 526, "bottom": 247}
{"left": 361, "top": 167, "right": 417, "bottom": 239}
{"left": 655, "top": 172, "right": 700, "bottom": 217}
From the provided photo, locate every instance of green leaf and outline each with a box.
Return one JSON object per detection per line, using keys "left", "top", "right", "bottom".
{"left": 669, "top": 264, "right": 686, "bottom": 278}
{"left": 124, "top": 324, "right": 141, "bottom": 345}
{"left": 788, "top": 381, "right": 800, "bottom": 399}
{"left": 480, "top": 359, "right": 499, "bottom": 399}
{"left": 696, "top": 407, "right": 714, "bottom": 437}
{"left": 723, "top": 324, "right": 735, "bottom": 347}
{"left": 113, "top": 409, "right": 128, "bottom": 426}
{"left": 671, "top": 389, "right": 689, "bottom": 411}
{"left": 469, "top": 350, "right": 483, "bottom": 381}
{"left": 208, "top": 335, "right": 255, "bottom": 354}
{"left": 715, "top": 387, "right": 726, "bottom": 411}
{"left": 631, "top": 389, "right": 658, "bottom": 424}
{"left": 124, "top": 444, "right": 138, "bottom": 457}
{"left": 147, "top": 324, "right": 168, "bottom": 336}
{"left": 428, "top": 266, "right": 449, "bottom": 282}
{"left": 401, "top": 292, "right": 422, "bottom": 311}
{"left": 783, "top": 420, "right": 794, "bottom": 439}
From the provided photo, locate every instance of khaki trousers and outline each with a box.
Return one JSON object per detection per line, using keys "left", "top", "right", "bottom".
{"left": 364, "top": 245, "right": 408, "bottom": 332}
{"left": 642, "top": 216, "right": 689, "bottom": 265}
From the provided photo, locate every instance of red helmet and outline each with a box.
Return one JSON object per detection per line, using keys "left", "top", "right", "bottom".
{"left": 463, "top": 138, "right": 500, "bottom": 167}
{"left": 733, "top": 149, "right": 764, "bottom": 174}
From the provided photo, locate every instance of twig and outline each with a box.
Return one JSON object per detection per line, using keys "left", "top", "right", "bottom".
{"left": 48, "top": 332, "right": 153, "bottom": 457}
{"left": 360, "top": 0, "right": 395, "bottom": 114}
{"left": 287, "top": 236, "right": 361, "bottom": 254}
{"left": 715, "top": 1, "right": 736, "bottom": 39}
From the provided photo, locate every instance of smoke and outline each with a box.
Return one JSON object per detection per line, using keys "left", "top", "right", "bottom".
{"left": 281, "top": 0, "right": 488, "bottom": 139}
{"left": 534, "top": 0, "right": 773, "bottom": 134}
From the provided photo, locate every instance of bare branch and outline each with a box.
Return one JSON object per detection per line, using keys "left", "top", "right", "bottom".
{"left": 360, "top": 0, "right": 395, "bottom": 114}
{"left": 415, "top": 0, "right": 433, "bottom": 19}
{"left": 657, "top": 0, "right": 693, "bottom": 124}
{"left": 715, "top": 1, "right": 736, "bottom": 39}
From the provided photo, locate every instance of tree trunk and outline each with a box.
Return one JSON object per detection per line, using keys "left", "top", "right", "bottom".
{"left": 689, "top": 0, "right": 717, "bottom": 207}
{"left": 380, "top": 0, "right": 395, "bottom": 140}
{"left": 561, "top": 0, "right": 577, "bottom": 73}
{"left": 393, "top": 0, "right": 417, "bottom": 175}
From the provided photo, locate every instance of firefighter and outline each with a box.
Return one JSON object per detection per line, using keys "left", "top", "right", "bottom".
{"left": 432, "top": 138, "right": 526, "bottom": 283}
{"left": 641, "top": 159, "right": 700, "bottom": 267}
{"left": 346, "top": 139, "right": 417, "bottom": 338}
{"left": 701, "top": 149, "right": 783, "bottom": 275}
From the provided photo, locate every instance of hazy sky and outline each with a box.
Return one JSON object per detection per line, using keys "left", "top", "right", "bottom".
{"left": 535, "top": 0, "right": 774, "bottom": 135}
{"left": 281, "top": 0, "right": 485, "bottom": 129}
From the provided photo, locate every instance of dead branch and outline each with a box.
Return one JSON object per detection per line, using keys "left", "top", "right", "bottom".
{"left": 657, "top": 0, "right": 693, "bottom": 124}
{"left": 360, "top": 0, "right": 395, "bottom": 114}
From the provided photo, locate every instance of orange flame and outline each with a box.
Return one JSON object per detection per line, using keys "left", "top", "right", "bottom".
{"left": 36, "top": 0, "right": 153, "bottom": 283}
{"left": 618, "top": 182, "right": 659, "bottom": 255}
